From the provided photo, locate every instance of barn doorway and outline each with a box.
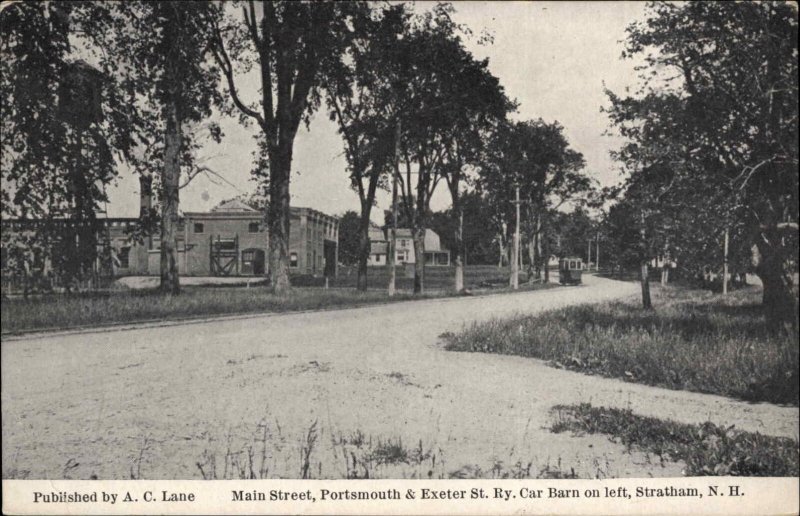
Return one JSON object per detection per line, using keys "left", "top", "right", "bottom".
{"left": 210, "top": 235, "right": 239, "bottom": 276}
{"left": 241, "top": 248, "right": 265, "bottom": 276}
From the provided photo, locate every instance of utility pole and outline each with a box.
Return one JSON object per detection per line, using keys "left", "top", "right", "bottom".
{"left": 587, "top": 239, "right": 592, "bottom": 270}
{"left": 388, "top": 119, "right": 400, "bottom": 297}
{"left": 510, "top": 183, "right": 520, "bottom": 289}
{"left": 722, "top": 227, "right": 729, "bottom": 295}
{"left": 595, "top": 231, "right": 600, "bottom": 271}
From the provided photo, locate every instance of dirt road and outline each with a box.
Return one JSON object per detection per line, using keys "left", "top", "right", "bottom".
{"left": 2, "top": 275, "right": 797, "bottom": 479}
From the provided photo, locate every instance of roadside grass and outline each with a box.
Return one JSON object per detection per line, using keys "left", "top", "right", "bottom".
{"left": 441, "top": 285, "right": 799, "bottom": 405}
{"left": 0, "top": 287, "right": 422, "bottom": 334}
{"left": 550, "top": 403, "right": 800, "bottom": 477}
{"left": 1, "top": 280, "right": 555, "bottom": 335}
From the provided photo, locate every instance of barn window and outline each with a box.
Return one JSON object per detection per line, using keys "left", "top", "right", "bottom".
{"left": 248, "top": 222, "right": 259, "bottom": 233}
{"left": 213, "top": 239, "right": 236, "bottom": 251}
{"left": 194, "top": 223, "right": 204, "bottom": 234}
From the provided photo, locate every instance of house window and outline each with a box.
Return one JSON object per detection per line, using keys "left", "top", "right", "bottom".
{"left": 290, "top": 252, "right": 298, "bottom": 268}
{"left": 118, "top": 246, "right": 130, "bottom": 268}
{"left": 248, "top": 222, "right": 259, "bottom": 233}
{"left": 194, "top": 223, "right": 204, "bottom": 234}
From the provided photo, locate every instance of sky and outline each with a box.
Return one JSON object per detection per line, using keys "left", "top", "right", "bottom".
{"left": 104, "top": 1, "right": 648, "bottom": 220}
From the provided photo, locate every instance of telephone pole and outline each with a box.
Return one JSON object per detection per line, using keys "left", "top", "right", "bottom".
{"left": 388, "top": 119, "right": 401, "bottom": 297}
{"left": 595, "top": 231, "right": 600, "bottom": 271}
{"left": 587, "top": 239, "right": 592, "bottom": 269}
{"left": 510, "top": 183, "right": 521, "bottom": 289}
{"left": 722, "top": 227, "right": 729, "bottom": 295}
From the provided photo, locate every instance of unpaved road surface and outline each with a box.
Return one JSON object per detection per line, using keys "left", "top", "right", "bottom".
{"left": 2, "top": 276, "right": 797, "bottom": 479}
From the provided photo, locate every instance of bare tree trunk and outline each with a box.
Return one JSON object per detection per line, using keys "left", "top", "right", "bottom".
{"left": 453, "top": 207, "right": 464, "bottom": 292}
{"left": 753, "top": 233, "right": 799, "bottom": 334}
{"left": 640, "top": 261, "right": 652, "bottom": 309}
{"left": 412, "top": 227, "right": 425, "bottom": 294}
{"left": 497, "top": 235, "right": 505, "bottom": 268}
{"left": 356, "top": 209, "right": 371, "bottom": 291}
{"left": 535, "top": 213, "right": 543, "bottom": 281}
{"left": 542, "top": 212, "right": 550, "bottom": 283}
{"left": 160, "top": 96, "right": 181, "bottom": 295}
{"left": 526, "top": 233, "right": 536, "bottom": 282}
{"left": 639, "top": 210, "right": 652, "bottom": 309}
{"left": 268, "top": 146, "right": 292, "bottom": 293}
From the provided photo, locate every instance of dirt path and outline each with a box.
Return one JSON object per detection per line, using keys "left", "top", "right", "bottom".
{"left": 2, "top": 276, "right": 797, "bottom": 479}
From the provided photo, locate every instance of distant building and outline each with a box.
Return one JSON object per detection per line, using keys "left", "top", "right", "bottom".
{"left": 1, "top": 193, "right": 339, "bottom": 283}
{"left": 367, "top": 227, "right": 450, "bottom": 266}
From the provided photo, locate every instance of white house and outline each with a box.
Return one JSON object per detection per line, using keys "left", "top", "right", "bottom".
{"left": 367, "top": 226, "right": 450, "bottom": 266}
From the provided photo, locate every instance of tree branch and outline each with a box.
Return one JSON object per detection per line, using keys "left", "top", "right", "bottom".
{"left": 210, "top": 21, "right": 265, "bottom": 127}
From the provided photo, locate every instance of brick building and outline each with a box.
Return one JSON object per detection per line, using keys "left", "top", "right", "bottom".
{"left": 1, "top": 199, "right": 339, "bottom": 283}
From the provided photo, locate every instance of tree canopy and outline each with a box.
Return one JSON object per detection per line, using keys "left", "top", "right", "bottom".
{"left": 605, "top": 1, "right": 798, "bottom": 326}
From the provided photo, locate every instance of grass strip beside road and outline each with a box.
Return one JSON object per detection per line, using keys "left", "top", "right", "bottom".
{"left": 441, "top": 285, "right": 799, "bottom": 405}
{"left": 1, "top": 281, "right": 556, "bottom": 335}
{"left": 550, "top": 403, "right": 799, "bottom": 476}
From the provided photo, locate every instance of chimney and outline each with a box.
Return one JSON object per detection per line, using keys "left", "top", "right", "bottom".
{"left": 139, "top": 174, "right": 153, "bottom": 219}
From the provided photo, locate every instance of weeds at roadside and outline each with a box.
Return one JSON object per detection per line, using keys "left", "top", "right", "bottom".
{"left": 62, "top": 458, "right": 80, "bottom": 479}
{"left": 129, "top": 435, "right": 152, "bottom": 480}
{"left": 550, "top": 403, "right": 800, "bottom": 476}
{"left": 196, "top": 416, "right": 277, "bottom": 480}
{"left": 299, "top": 420, "right": 318, "bottom": 479}
{"left": 188, "top": 414, "right": 604, "bottom": 480}
{"left": 5, "top": 450, "right": 31, "bottom": 480}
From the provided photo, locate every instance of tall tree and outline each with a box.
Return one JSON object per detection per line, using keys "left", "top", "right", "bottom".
{"left": 210, "top": 1, "right": 359, "bottom": 292}
{"left": 323, "top": 4, "right": 405, "bottom": 290}
{"left": 439, "top": 36, "right": 514, "bottom": 291}
{"left": 480, "top": 120, "right": 591, "bottom": 283}
{"left": 107, "top": 1, "right": 223, "bottom": 294}
{"left": 1, "top": 2, "right": 136, "bottom": 293}
{"left": 336, "top": 210, "right": 362, "bottom": 267}
{"left": 608, "top": 2, "right": 798, "bottom": 328}
{"left": 386, "top": 3, "right": 508, "bottom": 293}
